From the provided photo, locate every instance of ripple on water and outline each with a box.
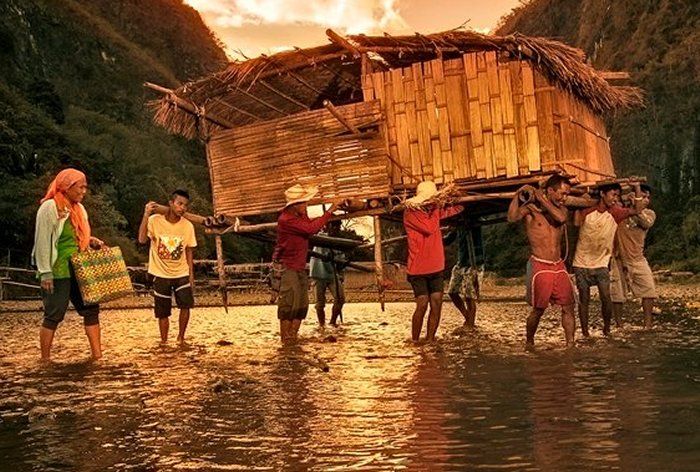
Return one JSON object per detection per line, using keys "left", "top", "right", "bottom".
{"left": 1, "top": 300, "right": 699, "bottom": 471}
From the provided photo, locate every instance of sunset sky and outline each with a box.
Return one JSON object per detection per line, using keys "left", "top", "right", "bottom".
{"left": 185, "top": 0, "right": 521, "bottom": 59}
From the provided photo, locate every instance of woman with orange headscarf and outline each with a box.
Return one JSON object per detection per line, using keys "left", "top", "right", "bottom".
{"left": 32, "top": 168, "right": 105, "bottom": 361}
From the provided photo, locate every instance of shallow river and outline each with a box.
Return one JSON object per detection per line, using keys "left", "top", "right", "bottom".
{"left": 1, "top": 300, "right": 699, "bottom": 471}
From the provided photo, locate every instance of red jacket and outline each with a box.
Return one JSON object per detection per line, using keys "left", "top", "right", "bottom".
{"left": 274, "top": 210, "right": 333, "bottom": 271}
{"left": 403, "top": 205, "right": 464, "bottom": 275}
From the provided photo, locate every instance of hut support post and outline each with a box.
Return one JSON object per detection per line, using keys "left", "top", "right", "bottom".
{"left": 373, "top": 216, "right": 385, "bottom": 311}
{"left": 215, "top": 235, "right": 228, "bottom": 313}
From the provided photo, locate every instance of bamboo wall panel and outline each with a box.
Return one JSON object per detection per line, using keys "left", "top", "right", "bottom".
{"left": 364, "top": 52, "right": 616, "bottom": 189}
{"left": 207, "top": 100, "right": 389, "bottom": 216}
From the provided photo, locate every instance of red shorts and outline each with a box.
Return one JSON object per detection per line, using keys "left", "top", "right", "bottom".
{"left": 526, "top": 258, "right": 574, "bottom": 309}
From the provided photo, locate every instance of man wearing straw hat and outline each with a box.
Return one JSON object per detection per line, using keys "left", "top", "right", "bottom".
{"left": 403, "top": 180, "right": 464, "bottom": 343}
{"left": 274, "top": 184, "right": 343, "bottom": 344}
{"left": 508, "top": 174, "right": 575, "bottom": 348}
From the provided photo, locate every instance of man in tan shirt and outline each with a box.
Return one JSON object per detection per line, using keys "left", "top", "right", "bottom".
{"left": 611, "top": 184, "right": 657, "bottom": 329}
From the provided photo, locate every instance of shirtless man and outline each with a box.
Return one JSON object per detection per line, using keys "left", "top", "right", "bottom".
{"left": 507, "top": 174, "right": 575, "bottom": 347}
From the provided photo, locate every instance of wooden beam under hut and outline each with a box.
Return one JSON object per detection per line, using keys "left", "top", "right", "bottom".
{"left": 215, "top": 235, "right": 228, "bottom": 312}
{"left": 373, "top": 216, "right": 385, "bottom": 311}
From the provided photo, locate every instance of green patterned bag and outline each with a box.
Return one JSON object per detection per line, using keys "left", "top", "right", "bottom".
{"left": 70, "top": 247, "right": 133, "bottom": 304}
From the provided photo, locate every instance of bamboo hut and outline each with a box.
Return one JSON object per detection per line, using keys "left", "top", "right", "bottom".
{"left": 146, "top": 29, "right": 642, "bottom": 304}
{"left": 148, "top": 29, "right": 642, "bottom": 220}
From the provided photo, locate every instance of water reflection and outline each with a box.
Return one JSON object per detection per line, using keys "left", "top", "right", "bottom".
{"left": 0, "top": 300, "right": 698, "bottom": 471}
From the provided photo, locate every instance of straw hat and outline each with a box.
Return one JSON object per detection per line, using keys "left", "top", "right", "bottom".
{"left": 283, "top": 183, "right": 318, "bottom": 208}
{"left": 406, "top": 180, "right": 438, "bottom": 206}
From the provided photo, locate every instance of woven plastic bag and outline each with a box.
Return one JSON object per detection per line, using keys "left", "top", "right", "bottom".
{"left": 70, "top": 247, "right": 133, "bottom": 304}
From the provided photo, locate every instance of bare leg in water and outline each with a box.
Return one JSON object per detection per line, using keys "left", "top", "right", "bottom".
{"left": 561, "top": 304, "right": 575, "bottom": 347}
{"left": 526, "top": 307, "right": 545, "bottom": 348}
{"left": 599, "top": 281, "right": 613, "bottom": 335}
{"left": 642, "top": 298, "right": 654, "bottom": 330}
{"left": 39, "top": 327, "right": 55, "bottom": 361}
{"left": 426, "top": 291, "right": 444, "bottom": 342}
{"left": 159, "top": 318, "right": 169, "bottom": 344}
{"left": 411, "top": 295, "right": 429, "bottom": 342}
{"left": 578, "top": 286, "right": 591, "bottom": 337}
{"left": 613, "top": 302, "right": 624, "bottom": 328}
{"left": 85, "top": 324, "right": 102, "bottom": 359}
{"left": 177, "top": 308, "right": 190, "bottom": 343}
{"left": 449, "top": 293, "right": 472, "bottom": 326}
{"left": 280, "top": 320, "right": 292, "bottom": 344}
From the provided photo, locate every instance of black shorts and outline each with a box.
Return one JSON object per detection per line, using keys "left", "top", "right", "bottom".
{"left": 407, "top": 271, "right": 444, "bottom": 297}
{"left": 153, "top": 276, "right": 194, "bottom": 318}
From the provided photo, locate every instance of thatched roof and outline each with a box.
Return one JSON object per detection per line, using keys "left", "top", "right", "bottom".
{"left": 150, "top": 29, "right": 643, "bottom": 139}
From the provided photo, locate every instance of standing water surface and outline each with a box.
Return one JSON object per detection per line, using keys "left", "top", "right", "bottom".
{"left": 1, "top": 301, "right": 699, "bottom": 471}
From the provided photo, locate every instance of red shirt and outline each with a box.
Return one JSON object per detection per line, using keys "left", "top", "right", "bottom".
{"left": 274, "top": 210, "right": 333, "bottom": 271}
{"left": 403, "top": 205, "right": 464, "bottom": 275}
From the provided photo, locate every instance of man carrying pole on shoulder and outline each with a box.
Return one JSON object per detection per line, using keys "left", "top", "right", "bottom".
{"left": 403, "top": 181, "right": 464, "bottom": 343}
{"left": 572, "top": 181, "right": 644, "bottom": 336}
{"left": 273, "top": 184, "right": 344, "bottom": 344}
{"left": 508, "top": 174, "right": 575, "bottom": 348}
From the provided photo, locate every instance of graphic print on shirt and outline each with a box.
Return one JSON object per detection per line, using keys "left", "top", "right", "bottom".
{"left": 157, "top": 235, "right": 184, "bottom": 261}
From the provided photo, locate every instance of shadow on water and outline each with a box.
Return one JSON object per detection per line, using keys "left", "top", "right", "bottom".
{"left": 1, "top": 298, "right": 699, "bottom": 471}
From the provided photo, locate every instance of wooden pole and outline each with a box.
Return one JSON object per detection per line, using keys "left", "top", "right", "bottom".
{"left": 373, "top": 216, "right": 385, "bottom": 311}
{"left": 323, "top": 100, "right": 361, "bottom": 135}
{"left": 152, "top": 203, "right": 210, "bottom": 226}
{"left": 326, "top": 29, "right": 362, "bottom": 58}
{"left": 144, "top": 82, "right": 236, "bottom": 129}
{"left": 215, "top": 235, "right": 228, "bottom": 313}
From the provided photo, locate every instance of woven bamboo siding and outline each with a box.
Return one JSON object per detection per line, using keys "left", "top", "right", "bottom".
{"left": 363, "top": 53, "right": 615, "bottom": 187}
{"left": 207, "top": 100, "right": 389, "bottom": 217}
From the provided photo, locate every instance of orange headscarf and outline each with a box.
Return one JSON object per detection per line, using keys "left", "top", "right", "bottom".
{"left": 41, "top": 168, "right": 91, "bottom": 251}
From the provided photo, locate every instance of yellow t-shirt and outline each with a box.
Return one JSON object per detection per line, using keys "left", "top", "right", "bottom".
{"left": 147, "top": 214, "right": 197, "bottom": 278}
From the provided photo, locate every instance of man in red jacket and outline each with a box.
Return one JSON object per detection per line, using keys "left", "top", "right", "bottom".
{"left": 274, "top": 184, "right": 343, "bottom": 344}
{"left": 403, "top": 181, "right": 464, "bottom": 342}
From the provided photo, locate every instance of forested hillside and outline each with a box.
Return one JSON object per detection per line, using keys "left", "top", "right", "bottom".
{"left": 0, "top": 0, "right": 265, "bottom": 265}
{"left": 487, "top": 0, "right": 699, "bottom": 272}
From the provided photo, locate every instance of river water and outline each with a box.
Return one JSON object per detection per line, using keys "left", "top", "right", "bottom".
{"left": 1, "top": 299, "right": 699, "bottom": 471}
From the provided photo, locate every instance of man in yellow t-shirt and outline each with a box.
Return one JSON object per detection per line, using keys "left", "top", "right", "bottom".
{"left": 138, "top": 190, "right": 197, "bottom": 343}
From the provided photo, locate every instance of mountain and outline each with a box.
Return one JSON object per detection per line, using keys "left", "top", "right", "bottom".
{"left": 0, "top": 0, "right": 265, "bottom": 265}
{"left": 493, "top": 0, "right": 699, "bottom": 271}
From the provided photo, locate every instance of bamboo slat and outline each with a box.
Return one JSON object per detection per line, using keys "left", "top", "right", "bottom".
{"left": 423, "top": 62, "right": 444, "bottom": 183}
{"left": 413, "top": 63, "right": 434, "bottom": 180}
{"left": 521, "top": 62, "right": 541, "bottom": 172}
{"left": 403, "top": 66, "right": 423, "bottom": 179}
{"left": 534, "top": 71, "right": 556, "bottom": 166}
{"left": 444, "top": 72, "right": 470, "bottom": 179}
{"left": 432, "top": 59, "right": 453, "bottom": 180}
{"left": 487, "top": 53, "right": 506, "bottom": 176}
{"left": 464, "top": 53, "right": 485, "bottom": 178}
{"left": 478, "top": 59, "right": 495, "bottom": 178}
{"left": 508, "top": 61, "right": 529, "bottom": 175}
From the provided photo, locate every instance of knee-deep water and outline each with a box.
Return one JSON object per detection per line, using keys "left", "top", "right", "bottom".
{"left": 1, "top": 299, "right": 698, "bottom": 471}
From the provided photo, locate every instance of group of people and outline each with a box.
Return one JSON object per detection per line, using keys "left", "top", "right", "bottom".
{"left": 506, "top": 174, "right": 656, "bottom": 347}
{"left": 32, "top": 168, "right": 657, "bottom": 360}
{"left": 33, "top": 168, "right": 199, "bottom": 360}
